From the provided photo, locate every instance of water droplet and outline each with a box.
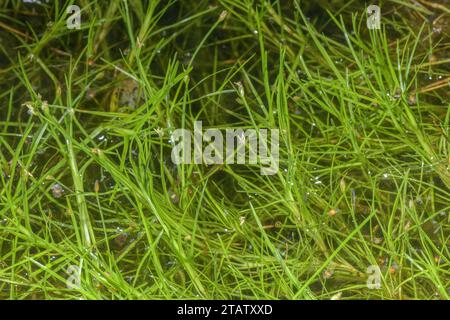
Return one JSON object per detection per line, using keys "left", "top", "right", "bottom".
{"left": 51, "top": 184, "right": 64, "bottom": 198}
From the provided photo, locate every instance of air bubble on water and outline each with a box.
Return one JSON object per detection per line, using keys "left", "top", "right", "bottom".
{"left": 97, "top": 135, "right": 106, "bottom": 142}
{"left": 108, "top": 180, "right": 116, "bottom": 190}
{"left": 166, "top": 261, "right": 176, "bottom": 267}
{"left": 252, "top": 30, "right": 258, "bottom": 35}
{"left": 51, "top": 183, "right": 64, "bottom": 198}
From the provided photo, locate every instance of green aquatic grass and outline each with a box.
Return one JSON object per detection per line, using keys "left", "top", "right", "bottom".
{"left": 0, "top": 0, "right": 449, "bottom": 299}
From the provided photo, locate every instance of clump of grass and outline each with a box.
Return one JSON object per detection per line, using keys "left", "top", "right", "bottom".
{"left": 0, "top": 0, "right": 449, "bottom": 299}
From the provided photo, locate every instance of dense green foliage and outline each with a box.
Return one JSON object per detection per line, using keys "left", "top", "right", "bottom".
{"left": 0, "top": 0, "right": 449, "bottom": 299}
